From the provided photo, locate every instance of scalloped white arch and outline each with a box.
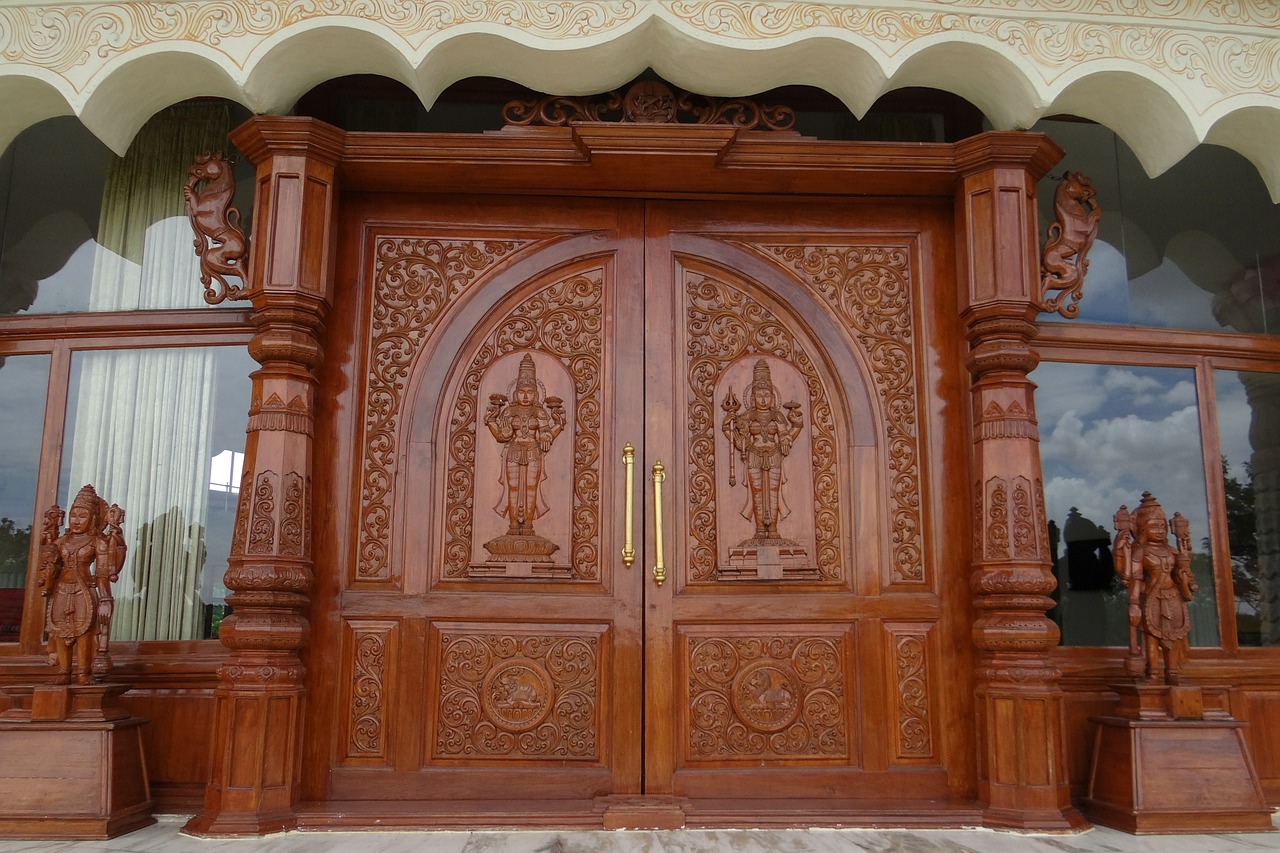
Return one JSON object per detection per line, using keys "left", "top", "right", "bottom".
{"left": 0, "top": 0, "right": 1277, "bottom": 199}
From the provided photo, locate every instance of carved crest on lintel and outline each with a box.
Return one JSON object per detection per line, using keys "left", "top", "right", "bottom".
{"left": 503, "top": 80, "right": 796, "bottom": 131}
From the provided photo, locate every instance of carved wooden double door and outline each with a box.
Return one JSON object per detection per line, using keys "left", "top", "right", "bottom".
{"left": 315, "top": 192, "right": 969, "bottom": 817}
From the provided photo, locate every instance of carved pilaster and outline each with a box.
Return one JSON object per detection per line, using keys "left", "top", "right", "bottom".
{"left": 185, "top": 117, "right": 344, "bottom": 837}
{"left": 955, "top": 133, "right": 1087, "bottom": 832}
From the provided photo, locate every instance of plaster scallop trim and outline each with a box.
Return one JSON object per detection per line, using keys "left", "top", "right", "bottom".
{"left": 0, "top": 0, "right": 1277, "bottom": 198}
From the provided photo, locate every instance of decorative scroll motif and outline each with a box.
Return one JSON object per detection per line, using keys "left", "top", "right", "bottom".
{"left": 975, "top": 399, "right": 1038, "bottom": 442}
{"left": 479, "top": 354, "right": 568, "bottom": 567}
{"left": 435, "top": 631, "right": 599, "bottom": 759}
{"left": 357, "top": 237, "right": 529, "bottom": 581}
{"left": 1039, "top": 171, "right": 1101, "bottom": 319}
{"left": 663, "top": 4, "right": 1280, "bottom": 95}
{"left": 979, "top": 475, "right": 1047, "bottom": 562}
{"left": 280, "top": 472, "right": 304, "bottom": 557}
{"left": 4, "top": 2, "right": 1276, "bottom": 102}
{"left": 504, "top": 80, "right": 795, "bottom": 130}
{"left": 444, "top": 272, "right": 604, "bottom": 580}
{"left": 985, "top": 477, "right": 1009, "bottom": 561}
{"left": 684, "top": 272, "right": 840, "bottom": 582}
{"left": 1011, "top": 477, "right": 1037, "bottom": 560}
{"left": 183, "top": 151, "right": 248, "bottom": 304}
{"left": 972, "top": 481, "right": 984, "bottom": 557}
{"left": 892, "top": 631, "right": 933, "bottom": 758}
{"left": 230, "top": 468, "right": 251, "bottom": 558}
{"left": 686, "top": 634, "right": 847, "bottom": 760}
{"left": 247, "top": 470, "right": 277, "bottom": 555}
{"left": 247, "top": 391, "right": 312, "bottom": 435}
{"left": 749, "top": 243, "right": 923, "bottom": 583}
{"left": 349, "top": 629, "right": 387, "bottom": 757}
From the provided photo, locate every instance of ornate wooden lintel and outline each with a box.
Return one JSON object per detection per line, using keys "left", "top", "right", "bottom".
{"left": 503, "top": 80, "right": 795, "bottom": 131}
{"left": 184, "top": 151, "right": 250, "bottom": 305}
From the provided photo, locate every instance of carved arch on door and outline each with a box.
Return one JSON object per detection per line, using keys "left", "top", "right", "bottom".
{"left": 663, "top": 232, "right": 923, "bottom": 594}
{"left": 394, "top": 233, "right": 626, "bottom": 594}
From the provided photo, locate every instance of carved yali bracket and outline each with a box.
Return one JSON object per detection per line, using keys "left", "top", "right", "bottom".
{"left": 503, "top": 80, "right": 796, "bottom": 130}
{"left": 184, "top": 150, "right": 249, "bottom": 304}
{"left": 1039, "top": 170, "right": 1101, "bottom": 319}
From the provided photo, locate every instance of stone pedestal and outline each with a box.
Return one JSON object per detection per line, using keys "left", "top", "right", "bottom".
{"left": 1084, "top": 684, "right": 1273, "bottom": 834}
{"left": 0, "top": 684, "right": 153, "bottom": 839}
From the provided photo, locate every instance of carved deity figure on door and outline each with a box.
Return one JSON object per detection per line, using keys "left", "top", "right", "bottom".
{"left": 37, "top": 485, "right": 126, "bottom": 685}
{"left": 1112, "top": 492, "right": 1198, "bottom": 685}
{"left": 719, "top": 359, "right": 814, "bottom": 580}
{"left": 476, "top": 353, "right": 569, "bottom": 575}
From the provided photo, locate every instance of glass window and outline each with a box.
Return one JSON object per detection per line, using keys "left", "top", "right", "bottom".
{"left": 1034, "top": 119, "right": 1280, "bottom": 334}
{"left": 1213, "top": 369, "right": 1280, "bottom": 647}
{"left": 0, "top": 103, "right": 252, "bottom": 315}
{"left": 58, "top": 345, "right": 254, "bottom": 641}
{"left": 0, "top": 354, "right": 50, "bottom": 642}
{"left": 1034, "top": 361, "right": 1218, "bottom": 647}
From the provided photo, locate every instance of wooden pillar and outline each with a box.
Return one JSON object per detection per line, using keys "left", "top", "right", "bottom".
{"left": 955, "top": 133, "right": 1088, "bottom": 832}
{"left": 184, "top": 117, "right": 343, "bottom": 836}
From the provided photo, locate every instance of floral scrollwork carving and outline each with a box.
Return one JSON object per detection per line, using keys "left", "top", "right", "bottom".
{"left": 752, "top": 243, "right": 923, "bottom": 583}
{"left": 349, "top": 630, "right": 388, "bottom": 757}
{"left": 246, "top": 470, "right": 277, "bottom": 555}
{"left": 686, "top": 634, "right": 847, "bottom": 760}
{"left": 1039, "top": 171, "right": 1101, "bottom": 319}
{"left": 357, "top": 237, "right": 530, "bottom": 581}
{"left": 891, "top": 631, "right": 933, "bottom": 758}
{"left": 183, "top": 151, "right": 249, "bottom": 304}
{"left": 504, "top": 80, "right": 795, "bottom": 130}
{"left": 434, "top": 631, "right": 600, "bottom": 759}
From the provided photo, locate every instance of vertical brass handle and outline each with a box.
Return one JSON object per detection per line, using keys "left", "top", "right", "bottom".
{"left": 651, "top": 460, "right": 666, "bottom": 587}
{"left": 621, "top": 443, "right": 635, "bottom": 568}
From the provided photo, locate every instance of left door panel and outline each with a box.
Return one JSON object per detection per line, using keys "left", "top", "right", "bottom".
{"left": 308, "top": 195, "right": 647, "bottom": 817}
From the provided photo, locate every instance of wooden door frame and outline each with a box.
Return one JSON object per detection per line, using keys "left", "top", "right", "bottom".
{"left": 184, "top": 115, "right": 1080, "bottom": 835}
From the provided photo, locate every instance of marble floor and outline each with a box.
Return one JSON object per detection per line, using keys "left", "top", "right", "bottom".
{"left": 0, "top": 814, "right": 1278, "bottom": 853}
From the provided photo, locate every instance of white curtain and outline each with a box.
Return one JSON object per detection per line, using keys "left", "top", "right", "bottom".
{"left": 67, "top": 103, "right": 231, "bottom": 640}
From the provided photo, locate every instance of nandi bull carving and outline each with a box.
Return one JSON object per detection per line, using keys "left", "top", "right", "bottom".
{"left": 184, "top": 151, "right": 249, "bottom": 304}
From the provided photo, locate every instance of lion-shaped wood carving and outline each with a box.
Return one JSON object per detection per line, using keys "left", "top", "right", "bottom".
{"left": 1040, "top": 170, "right": 1101, "bottom": 319}
{"left": 184, "top": 151, "right": 248, "bottom": 304}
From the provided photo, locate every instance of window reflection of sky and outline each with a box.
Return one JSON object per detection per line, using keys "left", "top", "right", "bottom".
{"left": 1033, "top": 361, "right": 1218, "bottom": 646}
{"left": 1035, "top": 362, "right": 1208, "bottom": 540}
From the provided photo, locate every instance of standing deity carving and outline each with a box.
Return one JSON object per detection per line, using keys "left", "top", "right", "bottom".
{"left": 36, "top": 485, "right": 126, "bottom": 685}
{"left": 720, "top": 359, "right": 813, "bottom": 579}
{"left": 1112, "top": 492, "right": 1198, "bottom": 684}
{"left": 479, "top": 354, "right": 567, "bottom": 570}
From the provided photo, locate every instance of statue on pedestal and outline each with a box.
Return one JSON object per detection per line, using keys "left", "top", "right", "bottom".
{"left": 1112, "top": 492, "right": 1197, "bottom": 685}
{"left": 36, "top": 485, "right": 126, "bottom": 685}
{"left": 481, "top": 354, "right": 566, "bottom": 564}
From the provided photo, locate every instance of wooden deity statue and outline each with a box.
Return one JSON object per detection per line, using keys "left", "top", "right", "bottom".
{"left": 719, "top": 359, "right": 813, "bottom": 579}
{"left": 36, "top": 485, "right": 126, "bottom": 685}
{"left": 480, "top": 354, "right": 567, "bottom": 567}
{"left": 1112, "top": 492, "right": 1198, "bottom": 684}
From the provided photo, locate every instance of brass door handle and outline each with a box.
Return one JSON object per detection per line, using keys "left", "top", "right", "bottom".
{"left": 622, "top": 443, "right": 635, "bottom": 568}
{"left": 652, "top": 460, "right": 666, "bottom": 587}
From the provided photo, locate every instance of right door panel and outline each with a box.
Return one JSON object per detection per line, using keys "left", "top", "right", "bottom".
{"left": 641, "top": 200, "right": 967, "bottom": 805}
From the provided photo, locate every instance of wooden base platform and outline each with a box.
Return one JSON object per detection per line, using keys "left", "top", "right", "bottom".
{"left": 293, "top": 797, "right": 987, "bottom": 831}
{"left": 0, "top": 684, "right": 154, "bottom": 839}
{"left": 1084, "top": 684, "right": 1273, "bottom": 835}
